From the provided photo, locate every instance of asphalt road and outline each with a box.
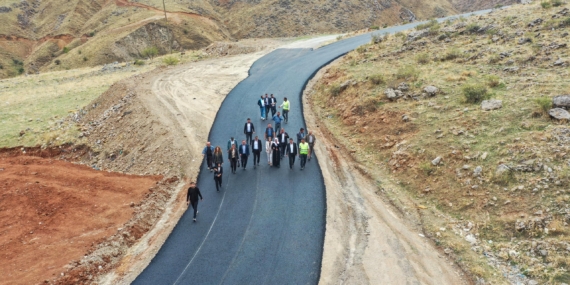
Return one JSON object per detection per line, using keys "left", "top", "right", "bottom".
{"left": 134, "top": 8, "right": 494, "bottom": 285}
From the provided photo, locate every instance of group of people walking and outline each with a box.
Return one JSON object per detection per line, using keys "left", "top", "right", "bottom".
{"left": 188, "top": 94, "right": 317, "bottom": 222}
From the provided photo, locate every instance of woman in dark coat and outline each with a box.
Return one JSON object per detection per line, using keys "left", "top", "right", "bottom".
{"left": 213, "top": 146, "right": 224, "bottom": 166}
{"left": 271, "top": 138, "right": 280, "bottom": 167}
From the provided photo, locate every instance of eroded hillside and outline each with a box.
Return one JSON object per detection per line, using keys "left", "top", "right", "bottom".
{"left": 0, "top": 0, "right": 516, "bottom": 79}
{"left": 308, "top": 2, "right": 570, "bottom": 284}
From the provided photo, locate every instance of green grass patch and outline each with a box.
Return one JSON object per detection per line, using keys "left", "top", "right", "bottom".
{"left": 162, "top": 56, "right": 180, "bottom": 66}
{"left": 462, "top": 84, "right": 491, "bottom": 103}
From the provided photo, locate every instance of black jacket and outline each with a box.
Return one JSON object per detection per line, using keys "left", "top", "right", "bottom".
{"left": 214, "top": 166, "right": 223, "bottom": 178}
{"left": 187, "top": 187, "right": 203, "bottom": 202}
{"left": 244, "top": 122, "right": 255, "bottom": 134}
{"left": 278, "top": 132, "right": 289, "bottom": 144}
{"left": 269, "top": 97, "right": 277, "bottom": 106}
{"left": 286, "top": 142, "right": 298, "bottom": 156}
{"left": 251, "top": 139, "right": 262, "bottom": 152}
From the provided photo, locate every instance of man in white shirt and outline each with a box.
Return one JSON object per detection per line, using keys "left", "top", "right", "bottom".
{"left": 285, "top": 138, "right": 298, "bottom": 170}
{"left": 243, "top": 118, "right": 255, "bottom": 146}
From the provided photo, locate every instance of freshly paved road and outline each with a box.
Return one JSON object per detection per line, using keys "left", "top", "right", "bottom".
{"left": 134, "top": 8, "right": 494, "bottom": 285}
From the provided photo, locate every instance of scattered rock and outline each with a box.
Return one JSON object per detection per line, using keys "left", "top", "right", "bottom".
{"left": 423, "top": 86, "right": 439, "bottom": 96}
{"left": 432, "top": 156, "right": 442, "bottom": 166}
{"left": 481, "top": 152, "right": 488, "bottom": 160}
{"left": 402, "top": 115, "right": 410, "bottom": 122}
{"left": 553, "top": 95, "right": 570, "bottom": 108}
{"left": 553, "top": 59, "right": 566, "bottom": 66}
{"left": 19, "top": 130, "right": 26, "bottom": 137}
{"left": 384, "top": 88, "right": 402, "bottom": 100}
{"left": 397, "top": 82, "right": 410, "bottom": 92}
{"left": 465, "top": 234, "right": 477, "bottom": 245}
{"left": 0, "top": 6, "right": 12, "bottom": 13}
{"left": 549, "top": 108, "right": 570, "bottom": 120}
{"left": 528, "top": 18, "right": 543, "bottom": 27}
{"left": 473, "top": 166, "right": 483, "bottom": 177}
{"left": 407, "top": 29, "right": 429, "bottom": 42}
{"left": 518, "top": 37, "right": 532, "bottom": 45}
{"left": 481, "top": 100, "right": 502, "bottom": 111}
{"left": 496, "top": 164, "right": 511, "bottom": 175}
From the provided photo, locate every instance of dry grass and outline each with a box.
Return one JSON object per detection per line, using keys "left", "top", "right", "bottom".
{"left": 309, "top": 2, "right": 570, "bottom": 283}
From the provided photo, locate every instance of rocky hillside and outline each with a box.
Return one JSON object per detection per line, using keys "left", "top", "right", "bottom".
{"left": 0, "top": 0, "right": 517, "bottom": 79}
{"left": 308, "top": 2, "right": 570, "bottom": 284}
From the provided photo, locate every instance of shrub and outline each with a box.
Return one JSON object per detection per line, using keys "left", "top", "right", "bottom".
{"left": 336, "top": 35, "right": 343, "bottom": 41}
{"left": 488, "top": 54, "right": 501, "bottom": 64}
{"left": 462, "top": 84, "right": 490, "bottom": 103}
{"left": 442, "top": 48, "right": 462, "bottom": 61}
{"left": 330, "top": 84, "right": 341, "bottom": 96}
{"left": 396, "top": 65, "right": 419, "bottom": 81}
{"left": 17, "top": 67, "right": 24, "bottom": 74}
{"left": 465, "top": 23, "right": 481, "bottom": 33}
{"left": 416, "top": 53, "right": 430, "bottom": 64}
{"left": 369, "top": 74, "right": 385, "bottom": 85}
{"left": 485, "top": 75, "right": 501, "bottom": 88}
{"left": 83, "top": 57, "right": 88, "bottom": 62}
{"left": 382, "top": 24, "right": 388, "bottom": 28}
{"left": 12, "top": 59, "right": 22, "bottom": 65}
{"left": 62, "top": 47, "right": 70, "bottom": 53}
{"left": 552, "top": 0, "right": 563, "bottom": 6}
{"left": 416, "top": 19, "right": 439, "bottom": 31}
{"left": 541, "top": 1, "right": 552, "bottom": 8}
{"left": 562, "top": 17, "right": 570, "bottom": 27}
{"left": 78, "top": 50, "right": 82, "bottom": 55}
{"left": 419, "top": 162, "right": 434, "bottom": 176}
{"left": 370, "top": 25, "right": 380, "bottom": 30}
{"left": 0, "top": 64, "right": 3, "bottom": 69}
{"left": 141, "top": 46, "right": 159, "bottom": 59}
{"left": 534, "top": 97, "right": 552, "bottom": 116}
{"left": 183, "top": 29, "right": 189, "bottom": 35}
{"left": 134, "top": 59, "right": 145, "bottom": 66}
{"left": 162, "top": 56, "right": 180, "bottom": 66}
{"left": 54, "top": 59, "right": 61, "bottom": 65}
{"left": 89, "top": 31, "right": 96, "bottom": 37}
{"left": 356, "top": 46, "right": 366, "bottom": 54}
{"left": 371, "top": 34, "right": 383, "bottom": 44}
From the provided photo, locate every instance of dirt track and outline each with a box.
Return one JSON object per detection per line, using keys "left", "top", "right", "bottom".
{"left": 304, "top": 64, "right": 468, "bottom": 285}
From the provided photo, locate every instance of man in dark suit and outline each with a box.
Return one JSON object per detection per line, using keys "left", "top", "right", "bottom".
{"left": 238, "top": 140, "right": 250, "bottom": 170}
{"left": 213, "top": 163, "right": 223, "bottom": 191}
{"left": 269, "top": 94, "right": 277, "bottom": 117}
{"left": 251, "top": 136, "right": 262, "bottom": 168}
{"left": 285, "top": 138, "right": 298, "bottom": 170}
{"left": 243, "top": 118, "right": 255, "bottom": 146}
{"left": 278, "top": 128, "right": 289, "bottom": 158}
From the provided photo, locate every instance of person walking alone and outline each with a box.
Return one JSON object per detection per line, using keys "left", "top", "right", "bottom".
{"left": 271, "top": 138, "right": 281, "bottom": 167}
{"left": 213, "top": 146, "right": 224, "bottom": 166}
{"left": 186, "top": 183, "right": 203, "bottom": 222}
{"left": 257, "top": 95, "right": 266, "bottom": 120}
{"left": 228, "top": 144, "right": 239, "bottom": 174}
{"left": 307, "top": 131, "right": 316, "bottom": 161}
{"left": 273, "top": 111, "right": 283, "bottom": 134}
{"left": 285, "top": 138, "right": 297, "bottom": 170}
{"left": 269, "top": 94, "right": 277, "bottom": 117}
{"left": 251, "top": 136, "right": 262, "bottom": 168}
{"left": 278, "top": 128, "right": 289, "bottom": 158}
{"left": 202, "top": 142, "right": 215, "bottom": 171}
{"left": 299, "top": 138, "right": 309, "bottom": 170}
{"left": 238, "top": 140, "right": 250, "bottom": 170}
{"left": 265, "top": 137, "right": 273, "bottom": 166}
{"left": 243, "top": 118, "right": 255, "bottom": 146}
{"left": 213, "top": 163, "right": 223, "bottom": 192}
{"left": 279, "top": 97, "right": 290, "bottom": 124}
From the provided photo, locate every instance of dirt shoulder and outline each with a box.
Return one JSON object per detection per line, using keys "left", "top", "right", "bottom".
{"left": 304, "top": 62, "right": 469, "bottom": 285}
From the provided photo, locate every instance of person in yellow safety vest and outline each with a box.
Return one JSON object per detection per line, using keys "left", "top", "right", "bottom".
{"left": 279, "top": 97, "right": 290, "bottom": 124}
{"left": 299, "top": 138, "right": 309, "bottom": 170}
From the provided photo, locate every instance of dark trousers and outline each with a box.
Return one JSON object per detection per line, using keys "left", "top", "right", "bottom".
{"left": 300, "top": 154, "right": 307, "bottom": 168}
{"left": 240, "top": 154, "right": 248, "bottom": 168}
{"left": 245, "top": 132, "right": 253, "bottom": 145}
{"left": 206, "top": 155, "right": 213, "bottom": 169}
{"left": 309, "top": 143, "right": 315, "bottom": 158}
{"left": 230, "top": 158, "right": 238, "bottom": 173}
{"left": 275, "top": 123, "right": 281, "bottom": 134}
{"left": 288, "top": 155, "right": 296, "bottom": 169}
{"left": 252, "top": 150, "right": 261, "bottom": 165}
{"left": 283, "top": 110, "right": 289, "bottom": 122}
{"left": 190, "top": 200, "right": 199, "bottom": 219}
{"left": 271, "top": 106, "right": 276, "bottom": 117}
{"left": 214, "top": 176, "right": 222, "bottom": 191}
{"left": 280, "top": 143, "right": 287, "bottom": 157}
{"left": 265, "top": 105, "right": 271, "bottom": 116}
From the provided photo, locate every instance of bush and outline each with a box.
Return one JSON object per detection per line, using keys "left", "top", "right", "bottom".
{"left": 465, "top": 23, "right": 481, "bottom": 33}
{"left": 183, "top": 29, "right": 189, "bottom": 35}
{"left": 562, "top": 17, "right": 570, "bottom": 27}
{"left": 0, "top": 64, "right": 3, "bottom": 69}
{"left": 442, "top": 48, "right": 462, "bottom": 61}
{"left": 369, "top": 74, "right": 385, "bottom": 85}
{"left": 534, "top": 97, "right": 552, "bottom": 116}
{"left": 141, "top": 46, "right": 159, "bottom": 59}
{"left": 83, "top": 57, "right": 88, "bottom": 62}
{"left": 134, "top": 59, "right": 145, "bottom": 66}
{"left": 416, "top": 19, "right": 439, "bottom": 31}
{"left": 552, "top": 0, "right": 563, "bottom": 6}
{"left": 356, "top": 46, "right": 366, "bottom": 54}
{"left": 370, "top": 25, "right": 380, "bottom": 30}
{"left": 330, "top": 84, "right": 341, "bottom": 96}
{"left": 419, "top": 162, "right": 434, "bottom": 176}
{"left": 485, "top": 75, "right": 501, "bottom": 88}
{"left": 17, "top": 67, "right": 24, "bottom": 74}
{"left": 488, "top": 54, "right": 501, "bottom": 64}
{"left": 416, "top": 53, "right": 430, "bottom": 64}
{"left": 62, "top": 47, "right": 70, "bottom": 53}
{"left": 162, "top": 56, "right": 180, "bottom": 66}
{"left": 371, "top": 34, "right": 383, "bottom": 44}
{"left": 396, "top": 66, "right": 419, "bottom": 81}
{"left": 89, "top": 31, "right": 96, "bottom": 37}
{"left": 336, "top": 35, "right": 343, "bottom": 41}
{"left": 541, "top": 1, "right": 552, "bottom": 8}
{"left": 54, "top": 59, "right": 61, "bottom": 65}
{"left": 462, "top": 84, "right": 490, "bottom": 103}
{"left": 78, "top": 50, "right": 82, "bottom": 55}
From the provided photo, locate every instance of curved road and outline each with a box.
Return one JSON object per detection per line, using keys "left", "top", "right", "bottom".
{"left": 134, "top": 9, "right": 494, "bottom": 285}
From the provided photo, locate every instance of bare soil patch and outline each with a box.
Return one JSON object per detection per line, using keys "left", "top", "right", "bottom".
{"left": 0, "top": 146, "right": 162, "bottom": 285}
